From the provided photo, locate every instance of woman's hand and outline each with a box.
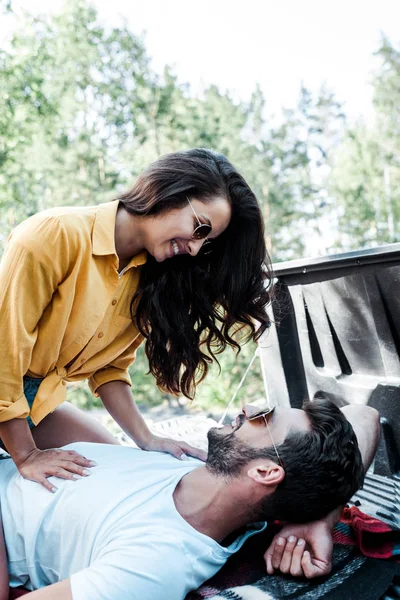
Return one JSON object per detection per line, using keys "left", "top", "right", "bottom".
{"left": 142, "top": 434, "right": 207, "bottom": 462}
{"left": 15, "top": 448, "right": 97, "bottom": 493}
{"left": 264, "top": 520, "right": 333, "bottom": 578}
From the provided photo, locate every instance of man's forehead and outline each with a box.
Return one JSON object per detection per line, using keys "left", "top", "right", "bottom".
{"left": 270, "top": 406, "right": 311, "bottom": 442}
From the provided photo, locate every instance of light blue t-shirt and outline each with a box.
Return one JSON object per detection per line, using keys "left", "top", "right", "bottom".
{"left": 0, "top": 443, "right": 266, "bottom": 600}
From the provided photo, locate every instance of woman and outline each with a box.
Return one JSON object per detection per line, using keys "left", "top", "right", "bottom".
{"left": 0, "top": 148, "right": 272, "bottom": 491}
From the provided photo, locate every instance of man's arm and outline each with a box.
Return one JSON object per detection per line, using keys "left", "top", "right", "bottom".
{"left": 0, "top": 503, "right": 9, "bottom": 600}
{"left": 342, "top": 404, "right": 381, "bottom": 472}
{"left": 24, "top": 580, "right": 72, "bottom": 599}
{"left": 264, "top": 404, "right": 380, "bottom": 578}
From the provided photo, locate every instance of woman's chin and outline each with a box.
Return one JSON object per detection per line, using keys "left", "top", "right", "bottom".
{"left": 154, "top": 252, "right": 168, "bottom": 263}
{"left": 152, "top": 244, "right": 175, "bottom": 262}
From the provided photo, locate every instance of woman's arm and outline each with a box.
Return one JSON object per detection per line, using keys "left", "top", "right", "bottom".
{"left": 0, "top": 419, "right": 95, "bottom": 493}
{"left": 98, "top": 380, "right": 207, "bottom": 461}
{"left": 264, "top": 404, "right": 380, "bottom": 578}
{"left": 0, "top": 220, "right": 96, "bottom": 491}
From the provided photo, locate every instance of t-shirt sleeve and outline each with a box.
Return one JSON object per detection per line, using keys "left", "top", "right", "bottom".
{"left": 70, "top": 541, "right": 190, "bottom": 600}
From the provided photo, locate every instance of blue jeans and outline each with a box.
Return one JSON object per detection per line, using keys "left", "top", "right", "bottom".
{"left": 0, "top": 376, "right": 43, "bottom": 452}
{"left": 23, "top": 375, "right": 44, "bottom": 429}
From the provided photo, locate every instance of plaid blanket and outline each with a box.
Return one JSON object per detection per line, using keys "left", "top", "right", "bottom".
{"left": 186, "top": 507, "right": 400, "bottom": 600}
{"left": 8, "top": 508, "right": 400, "bottom": 600}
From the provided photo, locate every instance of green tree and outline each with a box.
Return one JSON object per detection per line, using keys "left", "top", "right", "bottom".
{"left": 0, "top": 0, "right": 153, "bottom": 246}
{"left": 329, "top": 37, "right": 400, "bottom": 249}
{"left": 245, "top": 85, "right": 346, "bottom": 260}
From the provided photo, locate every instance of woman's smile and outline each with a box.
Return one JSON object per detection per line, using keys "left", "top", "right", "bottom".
{"left": 170, "top": 238, "right": 188, "bottom": 257}
{"left": 171, "top": 239, "right": 179, "bottom": 256}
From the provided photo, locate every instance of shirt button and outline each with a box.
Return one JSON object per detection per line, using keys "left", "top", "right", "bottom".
{"left": 112, "top": 299, "right": 117, "bottom": 306}
{"left": 98, "top": 332, "right": 104, "bottom": 338}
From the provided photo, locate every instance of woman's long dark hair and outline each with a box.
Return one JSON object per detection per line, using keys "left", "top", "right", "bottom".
{"left": 118, "top": 148, "right": 272, "bottom": 399}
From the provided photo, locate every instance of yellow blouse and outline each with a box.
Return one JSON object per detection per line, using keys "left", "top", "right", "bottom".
{"left": 0, "top": 201, "right": 146, "bottom": 425}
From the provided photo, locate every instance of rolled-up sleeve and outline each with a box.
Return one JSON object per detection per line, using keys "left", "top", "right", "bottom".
{"left": 88, "top": 334, "right": 144, "bottom": 396}
{"left": 0, "top": 220, "right": 65, "bottom": 421}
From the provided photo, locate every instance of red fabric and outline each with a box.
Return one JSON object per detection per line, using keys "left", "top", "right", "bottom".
{"left": 333, "top": 506, "right": 400, "bottom": 560}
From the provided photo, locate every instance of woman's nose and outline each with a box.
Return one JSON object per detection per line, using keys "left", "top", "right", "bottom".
{"left": 187, "top": 238, "right": 206, "bottom": 256}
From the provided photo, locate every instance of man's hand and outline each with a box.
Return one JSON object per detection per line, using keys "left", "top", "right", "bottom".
{"left": 264, "top": 520, "right": 333, "bottom": 578}
{"left": 142, "top": 434, "right": 207, "bottom": 462}
{"left": 16, "top": 448, "right": 97, "bottom": 493}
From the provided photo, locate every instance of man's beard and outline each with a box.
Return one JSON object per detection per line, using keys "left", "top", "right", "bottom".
{"left": 206, "top": 418, "right": 279, "bottom": 522}
{"left": 206, "top": 416, "right": 266, "bottom": 478}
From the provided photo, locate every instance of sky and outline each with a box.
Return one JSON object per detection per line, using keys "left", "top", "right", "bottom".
{"left": 1, "top": 0, "right": 400, "bottom": 122}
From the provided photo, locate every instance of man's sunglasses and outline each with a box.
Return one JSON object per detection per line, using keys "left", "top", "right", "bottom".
{"left": 245, "top": 406, "right": 284, "bottom": 469}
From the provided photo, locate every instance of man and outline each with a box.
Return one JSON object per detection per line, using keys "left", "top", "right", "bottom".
{"left": 0, "top": 399, "right": 379, "bottom": 600}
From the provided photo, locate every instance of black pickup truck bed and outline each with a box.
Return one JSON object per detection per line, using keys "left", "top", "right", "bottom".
{"left": 260, "top": 244, "right": 400, "bottom": 526}
{"left": 258, "top": 244, "right": 400, "bottom": 598}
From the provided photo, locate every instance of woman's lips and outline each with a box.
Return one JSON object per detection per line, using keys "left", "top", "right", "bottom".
{"left": 170, "top": 239, "right": 187, "bottom": 257}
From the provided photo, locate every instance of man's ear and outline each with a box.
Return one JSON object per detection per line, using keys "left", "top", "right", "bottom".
{"left": 247, "top": 461, "right": 285, "bottom": 487}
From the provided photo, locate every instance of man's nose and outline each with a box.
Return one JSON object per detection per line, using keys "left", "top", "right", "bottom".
{"left": 242, "top": 404, "right": 258, "bottom": 419}
{"left": 187, "top": 238, "right": 206, "bottom": 256}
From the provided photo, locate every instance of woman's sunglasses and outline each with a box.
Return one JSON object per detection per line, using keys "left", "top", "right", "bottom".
{"left": 187, "top": 198, "right": 212, "bottom": 240}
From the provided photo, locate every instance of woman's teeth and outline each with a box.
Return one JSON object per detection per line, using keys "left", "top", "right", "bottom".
{"left": 172, "top": 240, "right": 179, "bottom": 256}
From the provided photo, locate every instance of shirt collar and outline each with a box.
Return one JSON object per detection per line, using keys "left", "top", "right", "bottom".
{"left": 92, "top": 201, "right": 119, "bottom": 256}
{"left": 127, "top": 251, "right": 147, "bottom": 268}
{"left": 92, "top": 200, "right": 147, "bottom": 268}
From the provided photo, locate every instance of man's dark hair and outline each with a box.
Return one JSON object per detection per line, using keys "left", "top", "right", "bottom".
{"left": 258, "top": 400, "right": 364, "bottom": 522}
